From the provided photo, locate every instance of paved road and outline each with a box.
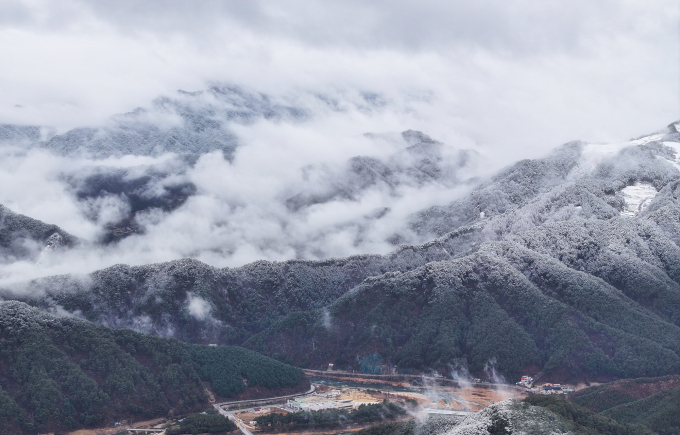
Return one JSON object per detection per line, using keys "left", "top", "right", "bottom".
{"left": 423, "top": 409, "right": 473, "bottom": 416}
{"left": 214, "top": 384, "right": 316, "bottom": 408}
{"left": 214, "top": 405, "right": 254, "bottom": 435}
{"left": 233, "top": 418, "right": 254, "bottom": 435}
{"left": 214, "top": 385, "right": 316, "bottom": 435}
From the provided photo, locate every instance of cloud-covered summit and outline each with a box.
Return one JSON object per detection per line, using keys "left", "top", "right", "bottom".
{"left": 7, "top": 120, "right": 680, "bottom": 385}
{"left": 0, "top": 85, "right": 484, "bottom": 282}
{"left": 1, "top": 1, "right": 676, "bottom": 156}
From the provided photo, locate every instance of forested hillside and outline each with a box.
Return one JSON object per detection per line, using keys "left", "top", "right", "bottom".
{"left": 0, "top": 204, "right": 77, "bottom": 262}
{"left": 5, "top": 124, "right": 680, "bottom": 383}
{"left": 571, "top": 376, "right": 680, "bottom": 434}
{"left": 0, "top": 301, "right": 306, "bottom": 435}
{"left": 246, "top": 218, "right": 680, "bottom": 381}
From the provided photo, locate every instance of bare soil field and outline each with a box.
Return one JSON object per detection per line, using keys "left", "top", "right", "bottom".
{"left": 309, "top": 373, "right": 525, "bottom": 412}
{"left": 68, "top": 417, "right": 166, "bottom": 435}
{"left": 237, "top": 406, "right": 289, "bottom": 422}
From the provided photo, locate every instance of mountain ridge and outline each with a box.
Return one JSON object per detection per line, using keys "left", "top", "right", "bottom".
{"left": 4, "top": 122, "right": 680, "bottom": 384}
{"left": 2, "top": 121, "right": 680, "bottom": 386}
{"left": 0, "top": 300, "right": 306, "bottom": 434}
{"left": 0, "top": 204, "right": 78, "bottom": 263}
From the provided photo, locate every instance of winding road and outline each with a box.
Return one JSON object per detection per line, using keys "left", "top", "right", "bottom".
{"left": 213, "top": 384, "right": 316, "bottom": 435}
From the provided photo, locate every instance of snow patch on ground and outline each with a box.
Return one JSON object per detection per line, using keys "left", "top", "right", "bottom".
{"left": 631, "top": 133, "right": 665, "bottom": 145}
{"left": 661, "top": 141, "right": 680, "bottom": 172}
{"left": 574, "top": 142, "right": 634, "bottom": 178}
{"left": 575, "top": 133, "right": 667, "bottom": 178}
{"left": 620, "top": 182, "right": 657, "bottom": 217}
{"left": 442, "top": 399, "right": 572, "bottom": 435}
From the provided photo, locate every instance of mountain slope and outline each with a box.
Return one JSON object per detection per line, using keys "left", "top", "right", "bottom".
{"left": 0, "top": 204, "right": 77, "bottom": 263}
{"left": 571, "top": 376, "right": 680, "bottom": 434}
{"left": 0, "top": 301, "right": 306, "bottom": 435}
{"left": 357, "top": 397, "right": 653, "bottom": 435}
{"left": 245, "top": 222, "right": 680, "bottom": 380}
{"left": 285, "top": 130, "right": 478, "bottom": 214}
{"left": 5, "top": 86, "right": 308, "bottom": 158}
{"left": 5, "top": 122, "right": 680, "bottom": 383}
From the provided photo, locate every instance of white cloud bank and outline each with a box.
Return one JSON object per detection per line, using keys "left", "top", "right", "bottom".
{"left": 0, "top": 0, "right": 677, "bottom": 152}
{"left": 0, "top": 0, "right": 678, "bottom": 283}
{"left": 0, "top": 110, "right": 478, "bottom": 285}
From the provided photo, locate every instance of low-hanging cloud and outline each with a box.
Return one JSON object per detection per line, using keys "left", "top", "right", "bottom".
{"left": 187, "top": 293, "right": 212, "bottom": 321}
{"left": 0, "top": 95, "right": 485, "bottom": 285}
{"left": 0, "top": 1, "right": 677, "bottom": 153}
{"left": 0, "top": 1, "right": 678, "bottom": 285}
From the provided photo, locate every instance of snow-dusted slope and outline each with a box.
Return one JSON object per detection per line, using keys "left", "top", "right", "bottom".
{"left": 4, "top": 121, "right": 680, "bottom": 385}
{"left": 1, "top": 86, "right": 310, "bottom": 158}
{"left": 0, "top": 86, "right": 400, "bottom": 159}
{"left": 415, "top": 398, "right": 647, "bottom": 435}
{"left": 442, "top": 400, "right": 573, "bottom": 435}
{"left": 285, "top": 130, "right": 479, "bottom": 212}
{"left": 407, "top": 122, "right": 680, "bottom": 243}
{"left": 620, "top": 182, "right": 657, "bottom": 216}
{"left": 43, "top": 86, "right": 307, "bottom": 158}
{"left": 0, "top": 204, "right": 77, "bottom": 263}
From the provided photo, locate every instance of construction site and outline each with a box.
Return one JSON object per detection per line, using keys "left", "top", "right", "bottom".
{"left": 71, "top": 377, "right": 526, "bottom": 435}
{"left": 234, "top": 385, "right": 399, "bottom": 418}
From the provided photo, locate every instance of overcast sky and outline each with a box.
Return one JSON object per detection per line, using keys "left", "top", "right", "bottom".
{"left": 1, "top": 1, "right": 680, "bottom": 284}
{"left": 1, "top": 0, "right": 678, "bottom": 156}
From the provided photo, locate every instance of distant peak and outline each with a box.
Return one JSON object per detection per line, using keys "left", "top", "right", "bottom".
{"left": 401, "top": 129, "right": 438, "bottom": 145}
{"left": 667, "top": 121, "right": 680, "bottom": 134}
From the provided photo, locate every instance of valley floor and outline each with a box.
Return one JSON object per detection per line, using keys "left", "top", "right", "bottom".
{"left": 305, "top": 371, "right": 526, "bottom": 412}
{"left": 67, "top": 417, "right": 167, "bottom": 435}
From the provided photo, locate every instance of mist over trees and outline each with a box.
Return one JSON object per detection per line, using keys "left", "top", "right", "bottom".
{"left": 6, "top": 126, "right": 680, "bottom": 383}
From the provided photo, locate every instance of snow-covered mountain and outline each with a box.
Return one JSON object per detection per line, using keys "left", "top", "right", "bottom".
{"left": 0, "top": 204, "right": 76, "bottom": 262}
{"left": 0, "top": 85, "right": 404, "bottom": 160}
{"left": 286, "top": 130, "right": 478, "bottom": 213}
{"left": 0, "top": 86, "right": 484, "bottom": 265}
{"left": 4, "top": 121, "right": 680, "bottom": 384}
{"left": 409, "top": 123, "right": 680, "bottom": 241}
{"left": 1, "top": 86, "right": 311, "bottom": 158}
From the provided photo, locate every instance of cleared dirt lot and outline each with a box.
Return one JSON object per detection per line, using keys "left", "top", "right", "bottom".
{"left": 308, "top": 372, "right": 525, "bottom": 412}
{"left": 68, "top": 417, "right": 166, "bottom": 435}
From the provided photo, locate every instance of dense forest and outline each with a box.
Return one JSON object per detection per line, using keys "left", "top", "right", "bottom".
{"left": 523, "top": 395, "right": 654, "bottom": 435}
{"left": 245, "top": 223, "right": 680, "bottom": 381}
{"left": 9, "top": 138, "right": 680, "bottom": 383}
{"left": 255, "top": 401, "right": 407, "bottom": 432}
{"left": 166, "top": 412, "right": 236, "bottom": 434}
{"left": 0, "top": 301, "right": 306, "bottom": 435}
{"left": 571, "top": 376, "right": 680, "bottom": 434}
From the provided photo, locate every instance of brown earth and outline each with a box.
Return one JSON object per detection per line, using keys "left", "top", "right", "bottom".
{"left": 577, "top": 375, "right": 680, "bottom": 401}
{"left": 307, "top": 370, "right": 524, "bottom": 411}
{"left": 237, "top": 407, "right": 289, "bottom": 422}
{"left": 68, "top": 417, "right": 166, "bottom": 435}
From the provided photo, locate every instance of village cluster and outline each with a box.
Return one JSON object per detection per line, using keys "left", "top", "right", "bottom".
{"left": 285, "top": 388, "right": 382, "bottom": 411}
{"left": 516, "top": 376, "right": 574, "bottom": 395}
